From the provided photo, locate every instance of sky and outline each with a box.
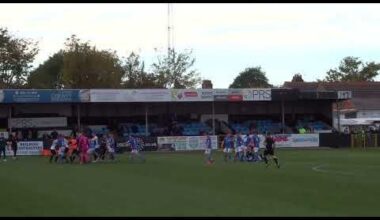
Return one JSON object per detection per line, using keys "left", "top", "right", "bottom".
{"left": 2, "top": 3, "right": 380, "bottom": 88}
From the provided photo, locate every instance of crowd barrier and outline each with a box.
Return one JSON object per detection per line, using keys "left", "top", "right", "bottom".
{"left": 320, "top": 133, "right": 380, "bottom": 148}
{"left": 3, "top": 133, "right": 380, "bottom": 156}
{"left": 218, "top": 134, "right": 319, "bottom": 149}
{"left": 117, "top": 136, "right": 157, "bottom": 152}
{"left": 319, "top": 133, "right": 351, "bottom": 148}
{"left": 350, "top": 133, "right": 380, "bottom": 148}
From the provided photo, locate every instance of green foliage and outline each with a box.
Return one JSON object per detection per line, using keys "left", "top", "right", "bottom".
{"left": 61, "top": 35, "right": 124, "bottom": 89}
{"left": 25, "top": 37, "right": 203, "bottom": 89}
{"left": 27, "top": 51, "right": 64, "bottom": 89}
{"left": 122, "top": 52, "right": 161, "bottom": 88}
{"left": 0, "top": 27, "right": 39, "bottom": 88}
{"left": 152, "top": 48, "right": 201, "bottom": 89}
{"left": 229, "top": 66, "right": 271, "bottom": 88}
{"left": 324, "top": 56, "right": 380, "bottom": 82}
{"left": 291, "top": 73, "right": 304, "bottom": 82}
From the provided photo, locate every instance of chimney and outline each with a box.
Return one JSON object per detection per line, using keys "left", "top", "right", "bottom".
{"left": 202, "top": 80, "right": 213, "bottom": 89}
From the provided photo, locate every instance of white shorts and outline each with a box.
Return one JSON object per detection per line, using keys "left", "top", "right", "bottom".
{"left": 107, "top": 147, "right": 115, "bottom": 153}
{"left": 131, "top": 149, "right": 138, "bottom": 154}
{"left": 223, "top": 148, "right": 233, "bottom": 153}
{"left": 204, "top": 149, "right": 211, "bottom": 154}
{"left": 87, "top": 148, "right": 95, "bottom": 154}
{"left": 59, "top": 147, "right": 66, "bottom": 155}
{"left": 253, "top": 147, "right": 259, "bottom": 153}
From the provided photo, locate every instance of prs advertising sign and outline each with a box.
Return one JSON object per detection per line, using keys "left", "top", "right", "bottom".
{"left": 243, "top": 89, "right": 272, "bottom": 101}
{"left": 213, "top": 89, "right": 271, "bottom": 101}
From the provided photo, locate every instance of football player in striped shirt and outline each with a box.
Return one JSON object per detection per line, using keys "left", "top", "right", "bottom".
{"left": 128, "top": 136, "right": 145, "bottom": 163}
{"left": 204, "top": 133, "right": 214, "bottom": 165}
{"left": 236, "top": 132, "right": 245, "bottom": 162}
{"left": 222, "top": 131, "right": 234, "bottom": 162}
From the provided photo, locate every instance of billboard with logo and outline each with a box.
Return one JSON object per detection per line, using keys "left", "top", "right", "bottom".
{"left": 0, "top": 88, "right": 273, "bottom": 103}
{"left": 130, "top": 89, "right": 172, "bottom": 102}
{"left": 157, "top": 135, "right": 218, "bottom": 151}
{"left": 255, "top": 134, "right": 319, "bottom": 148}
{"left": 90, "top": 89, "right": 171, "bottom": 102}
{"left": 242, "top": 89, "right": 272, "bottom": 101}
{"left": 1, "top": 90, "right": 82, "bottom": 103}
{"left": 5, "top": 141, "right": 43, "bottom": 156}
{"left": 338, "top": 91, "right": 352, "bottom": 99}
{"left": 171, "top": 89, "right": 214, "bottom": 102}
{"left": 213, "top": 89, "right": 243, "bottom": 102}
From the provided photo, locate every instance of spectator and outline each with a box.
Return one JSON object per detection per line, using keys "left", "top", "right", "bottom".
{"left": 32, "top": 129, "right": 38, "bottom": 139}
{"left": 71, "top": 128, "right": 77, "bottom": 138}
{"left": 51, "top": 130, "right": 58, "bottom": 139}
{"left": 344, "top": 127, "right": 350, "bottom": 134}
{"left": 298, "top": 127, "right": 306, "bottom": 134}
{"left": 131, "top": 125, "right": 138, "bottom": 133}
{"left": 17, "top": 130, "right": 22, "bottom": 140}
{"left": 22, "top": 129, "right": 28, "bottom": 140}
{"left": 42, "top": 134, "right": 50, "bottom": 149}
{"left": 7, "top": 133, "right": 18, "bottom": 160}
{"left": 28, "top": 129, "right": 33, "bottom": 140}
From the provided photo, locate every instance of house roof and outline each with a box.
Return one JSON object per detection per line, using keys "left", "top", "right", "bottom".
{"left": 283, "top": 82, "right": 380, "bottom": 111}
{"left": 283, "top": 81, "right": 380, "bottom": 91}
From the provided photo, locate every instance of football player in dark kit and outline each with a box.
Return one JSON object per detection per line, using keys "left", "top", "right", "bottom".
{"left": 0, "top": 133, "right": 7, "bottom": 162}
{"left": 263, "top": 133, "right": 280, "bottom": 168}
{"left": 8, "top": 133, "right": 18, "bottom": 160}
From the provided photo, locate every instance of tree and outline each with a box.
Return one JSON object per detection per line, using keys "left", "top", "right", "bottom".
{"left": 152, "top": 48, "right": 201, "bottom": 89}
{"left": 27, "top": 51, "right": 64, "bottom": 89}
{"left": 121, "top": 52, "right": 161, "bottom": 88}
{"left": 61, "top": 35, "right": 124, "bottom": 89}
{"left": 324, "top": 56, "right": 380, "bottom": 82}
{"left": 229, "top": 66, "right": 271, "bottom": 88}
{"left": 291, "top": 73, "right": 304, "bottom": 82}
{"left": 0, "top": 27, "right": 39, "bottom": 88}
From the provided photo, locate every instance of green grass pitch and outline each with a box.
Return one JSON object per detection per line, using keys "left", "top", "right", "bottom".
{"left": 0, "top": 148, "right": 380, "bottom": 216}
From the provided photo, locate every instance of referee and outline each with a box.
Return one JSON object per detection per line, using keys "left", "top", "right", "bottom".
{"left": 0, "top": 133, "right": 7, "bottom": 162}
{"left": 8, "top": 133, "right": 18, "bottom": 160}
{"left": 263, "top": 133, "right": 280, "bottom": 168}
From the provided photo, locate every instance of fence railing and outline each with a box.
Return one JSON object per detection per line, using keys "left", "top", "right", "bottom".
{"left": 350, "top": 134, "right": 379, "bottom": 148}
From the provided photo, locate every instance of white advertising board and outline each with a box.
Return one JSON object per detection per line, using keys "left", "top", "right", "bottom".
{"left": 0, "top": 132, "right": 9, "bottom": 139}
{"left": 5, "top": 141, "right": 43, "bottom": 156}
{"left": 157, "top": 135, "right": 218, "bottom": 151}
{"left": 255, "top": 134, "right": 319, "bottom": 148}
{"left": 171, "top": 89, "right": 214, "bottom": 102}
{"left": 37, "top": 130, "right": 72, "bottom": 138}
{"left": 252, "top": 89, "right": 272, "bottom": 101}
{"left": 9, "top": 117, "right": 67, "bottom": 128}
{"left": 338, "top": 91, "right": 352, "bottom": 99}
{"left": 90, "top": 89, "right": 171, "bottom": 102}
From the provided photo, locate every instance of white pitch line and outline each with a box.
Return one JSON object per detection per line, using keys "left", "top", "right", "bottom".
{"left": 312, "top": 164, "right": 354, "bottom": 176}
